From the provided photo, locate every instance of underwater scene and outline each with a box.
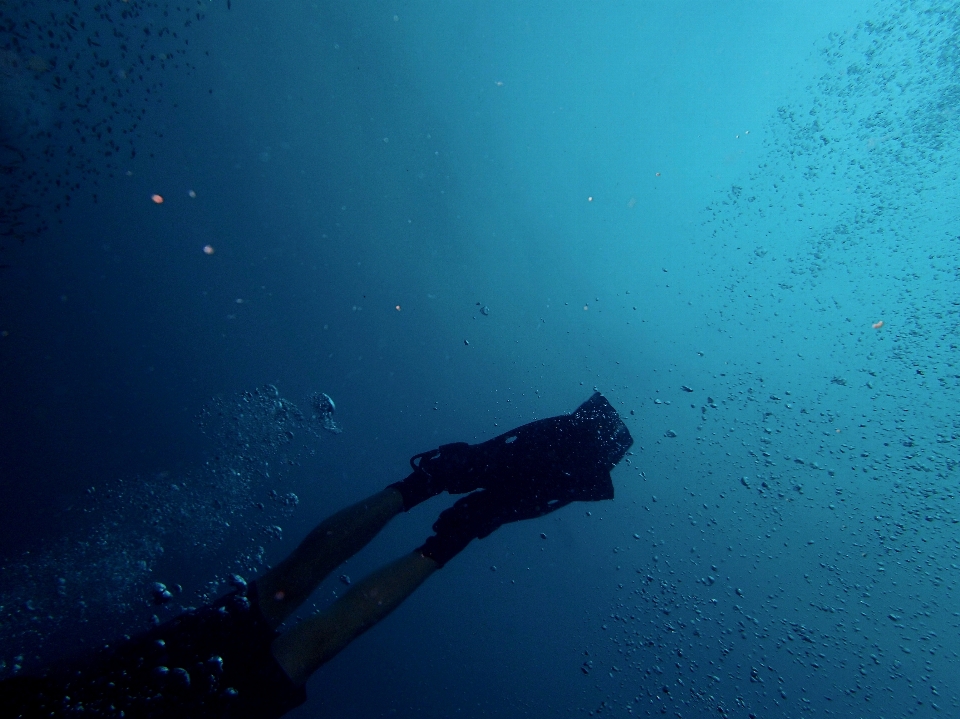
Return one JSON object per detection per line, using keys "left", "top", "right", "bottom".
{"left": 1, "top": 0, "right": 958, "bottom": 717}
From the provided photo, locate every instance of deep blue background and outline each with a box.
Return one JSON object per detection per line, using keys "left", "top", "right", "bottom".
{"left": 2, "top": 1, "right": 958, "bottom": 717}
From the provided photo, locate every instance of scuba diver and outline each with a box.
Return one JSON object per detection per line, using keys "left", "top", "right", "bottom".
{"left": 1, "top": 392, "right": 633, "bottom": 718}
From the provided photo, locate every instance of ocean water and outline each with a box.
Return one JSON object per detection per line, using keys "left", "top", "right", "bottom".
{"left": 1, "top": 0, "right": 958, "bottom": 717}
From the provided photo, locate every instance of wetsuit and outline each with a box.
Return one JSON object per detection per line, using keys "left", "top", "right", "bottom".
{"left": 0, "top": 584, "right": 305, "bottom": 719}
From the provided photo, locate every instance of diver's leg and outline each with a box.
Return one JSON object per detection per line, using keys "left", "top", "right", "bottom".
{"left": 271, "top": 551, "right": 438, "bottom": 685}
{"left": 256, "top": 487, "right": 404, "bottom": 628}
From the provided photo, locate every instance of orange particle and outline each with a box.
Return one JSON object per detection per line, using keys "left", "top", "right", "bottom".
{"left": 151, "top": 194, "right": 164, "bottom": 204}
{"left": 872, "top": 320, "right": 884, "bottom": 329}
{"left": 203, "top": 245, "right": 214, "bottom": 255}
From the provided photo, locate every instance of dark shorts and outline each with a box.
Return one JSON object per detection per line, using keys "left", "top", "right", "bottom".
{"left": 0, "top": 584, "right": 307, "bottom": 719}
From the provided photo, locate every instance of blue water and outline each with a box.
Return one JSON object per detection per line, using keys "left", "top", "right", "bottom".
{"left": 2, "top": 0, "right": 958, "bottom": 716}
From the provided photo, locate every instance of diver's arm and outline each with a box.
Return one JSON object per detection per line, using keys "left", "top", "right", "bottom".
{"left": 256, "top": 487, "right": 405, "bottom": 628}
{"left": 271, "top": 551, "right": 438, "bottom": 685}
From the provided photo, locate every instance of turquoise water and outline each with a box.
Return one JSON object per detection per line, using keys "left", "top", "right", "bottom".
{"left": 1, "top": 1, "right": 958, "bottom": 716}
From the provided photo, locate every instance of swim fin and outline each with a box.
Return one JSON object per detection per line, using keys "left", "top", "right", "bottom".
{"left": 405, "top": 392, "right": 633, "bottom": 505}
{"left": 415, "top": 393, "right": 634, "bottom": 565}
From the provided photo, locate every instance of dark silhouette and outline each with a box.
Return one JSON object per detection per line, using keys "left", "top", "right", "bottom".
{"left": 0, "top": 393, "right": 632, "bottom": 718}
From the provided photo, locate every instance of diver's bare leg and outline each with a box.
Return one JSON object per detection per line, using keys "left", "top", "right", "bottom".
{"left": 256, "top": 488, "right": 404, "bottom": 628}
{"left": 271, "top": 551, "right": 438, "bottom": 685}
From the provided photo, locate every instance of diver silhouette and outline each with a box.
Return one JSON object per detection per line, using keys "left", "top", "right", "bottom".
{"left": 0, "top": 393, "right": 632, "bottom": 718}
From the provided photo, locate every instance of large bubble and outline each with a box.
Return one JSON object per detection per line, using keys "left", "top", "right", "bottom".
{"left": 311, "top": 392, "right": 343, "bottom": 434}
